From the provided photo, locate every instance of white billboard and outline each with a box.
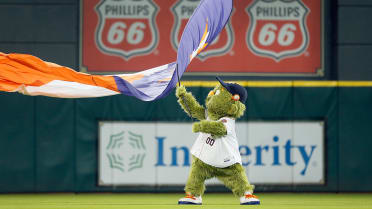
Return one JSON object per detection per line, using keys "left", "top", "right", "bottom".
{"left": 98, "top": 121, "right": 324, "bottom": 186}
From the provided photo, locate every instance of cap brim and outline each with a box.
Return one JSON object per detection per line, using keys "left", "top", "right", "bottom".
{"left": 216, "top": 76, "right": 229, "bottom": 90}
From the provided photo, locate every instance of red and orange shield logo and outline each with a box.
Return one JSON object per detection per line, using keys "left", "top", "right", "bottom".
{"left": 95, "top": 0, "right": 159, "bottom": 60}
{"left": 246, "top": 0, "right": 309, "bottom": 61}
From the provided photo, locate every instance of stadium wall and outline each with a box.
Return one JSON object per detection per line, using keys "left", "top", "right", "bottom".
{"left": 1, "top": 85, "right": 372, "bottom": 192}
{"left": 0, "top": 0, "right": 372, "bottom": 193}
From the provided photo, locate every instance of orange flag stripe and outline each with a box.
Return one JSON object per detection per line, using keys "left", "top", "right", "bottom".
{"left": 0, "top": 53, "right": 119, "bottom": 92}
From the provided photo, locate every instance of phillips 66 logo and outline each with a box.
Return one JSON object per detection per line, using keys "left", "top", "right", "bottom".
{"left": 246, "top": 0, "right": 309, "bottom": 61}
{"left": 171, "top": 0, "right": 234, "bottom": 61}
{"left": 95, "top": 0, "right": 159, "bottom": 60}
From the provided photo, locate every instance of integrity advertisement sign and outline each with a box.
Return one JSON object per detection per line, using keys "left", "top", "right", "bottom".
{"left": 98, "top": 121, "right": 324, "bottom": 186}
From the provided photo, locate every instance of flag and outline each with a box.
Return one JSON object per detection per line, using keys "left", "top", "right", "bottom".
{"left": 176, "top": 0, "right": 233, "bottom": 77}
{"left": 0, "top": 52, "right": 176, "bottom": 101}
{"left": 0, "top": 0, "right": 232, "bottom": 101}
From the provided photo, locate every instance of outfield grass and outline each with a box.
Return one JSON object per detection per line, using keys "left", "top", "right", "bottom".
{"left": 0, "top": 193, "right": 371, "bottom": 209}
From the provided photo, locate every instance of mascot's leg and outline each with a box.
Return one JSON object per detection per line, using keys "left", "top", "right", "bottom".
{"left": 216, "top": 163, "right": 253, "bottom": 196}
{"left": 216, "top": 163, "right": 260, "bottom": 205}
{"left": 185, "top": 157, "right": 214, "bottom": 195}
{"left": 178, "top": 157, "right": 214, "bottom": 205}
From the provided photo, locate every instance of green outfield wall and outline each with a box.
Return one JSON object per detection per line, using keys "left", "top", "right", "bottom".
{"left": 0, "top": 82, "right": 371, "bottom": 192}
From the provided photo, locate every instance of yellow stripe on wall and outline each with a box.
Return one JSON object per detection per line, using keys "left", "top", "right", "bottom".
{"left": 182, "top": 81, "right": 372, "bottom": 87}
{"left": 338, "top": 81, "right": 372, "bottom": 87}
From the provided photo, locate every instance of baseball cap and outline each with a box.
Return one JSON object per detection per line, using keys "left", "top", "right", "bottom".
{"left": 216, "top": 76, "right": 247, "bottom": 103}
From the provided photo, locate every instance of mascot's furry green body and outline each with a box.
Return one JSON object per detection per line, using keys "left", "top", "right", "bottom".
{"left": 176, "top": 77, "right": 260, "bottom": 205}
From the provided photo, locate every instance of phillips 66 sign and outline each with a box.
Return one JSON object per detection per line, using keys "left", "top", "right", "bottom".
{"left": 95, "top": 0, "right": 159, "bottom": 60}
{"left": 81, "top": 0, "right": 324, "bottom": 76}
{"left": 247, "top": 0, "right": 309, "bottom": 61}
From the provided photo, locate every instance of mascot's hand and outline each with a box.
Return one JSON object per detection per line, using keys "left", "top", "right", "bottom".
{"left": 192, "top": 122, "right": 202, "bottom": 133}
{"left": 176, "top": 85, "right": 187, "bottom": 98}
{"left": 175, "top": 85, "right": 206, "bottom": 121}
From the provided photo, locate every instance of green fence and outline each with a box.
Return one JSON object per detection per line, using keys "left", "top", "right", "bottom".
{"left": 0, "top": 84, "right": 371, "bottom": 192}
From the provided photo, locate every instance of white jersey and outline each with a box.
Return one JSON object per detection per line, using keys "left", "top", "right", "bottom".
{"left": 190, "top": 117, "right": 242, "bottom": 168}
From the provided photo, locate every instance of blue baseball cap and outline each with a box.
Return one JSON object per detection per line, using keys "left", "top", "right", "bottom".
{"left": 216, "top": 76, "right": 247, "bottom": 103}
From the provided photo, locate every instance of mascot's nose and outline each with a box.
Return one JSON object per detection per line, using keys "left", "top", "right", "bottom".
{"left": 208, "top": 91, "right": 215, "bottom": 97}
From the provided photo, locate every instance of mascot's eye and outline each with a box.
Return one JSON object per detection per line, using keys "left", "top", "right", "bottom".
{"left": 232, "top": 94, "right": 240, "bottom": 101}
{"left": 215, "top": 90, "right": 221, "bottom": 95}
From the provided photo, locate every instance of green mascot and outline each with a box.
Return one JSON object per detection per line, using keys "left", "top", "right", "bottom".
{"left": 176, "top": 77, "right": 260, "bottom": 205}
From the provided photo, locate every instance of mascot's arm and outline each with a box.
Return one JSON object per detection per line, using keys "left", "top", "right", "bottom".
{"left": 176, "top": 85, "right": 205, "bottom": 120}
{"left": 192, "top": 120, "right": 227, "bottom": 138}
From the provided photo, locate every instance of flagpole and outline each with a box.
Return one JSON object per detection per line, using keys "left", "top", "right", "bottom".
{"left": 175, "top": 63, "right": 193, "bottom": 119}
{"left": 176, "top": 64, "right": 181, "bottom": 87}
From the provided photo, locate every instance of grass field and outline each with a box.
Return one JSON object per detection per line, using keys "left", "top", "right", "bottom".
{"left": 0, "top": 193, "right": 371, "bottom": 209}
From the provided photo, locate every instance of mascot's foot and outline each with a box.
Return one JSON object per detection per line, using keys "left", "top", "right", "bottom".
{"left": 178, "top": 194, "right": 202, "bottom": 205}
{"left": 240, "top": 193, "right": 260, "bottom": 205}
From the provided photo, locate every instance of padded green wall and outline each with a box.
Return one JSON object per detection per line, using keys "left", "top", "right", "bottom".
{"left": 338, "top": 88, "right": 372, "bottom": 191}
{"left": 0, "top": 86, "right": 371, "bottom": 192}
